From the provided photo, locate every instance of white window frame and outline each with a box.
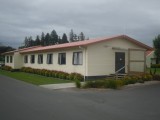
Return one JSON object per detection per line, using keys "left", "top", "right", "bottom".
{"left": 47, "top": 54, "right": 53, "bottom": 64}
{"left": 24, "top": 55, "right": 28, "bottom": 63}
{"left": 73, "top": 52, "right": 83, "bottom": 65}
{"left": 38, "top": 54, "right": 43, "bottom": 64}
{"left": 58, "top": 53, "right": 66, "bottom": 65}
{"left": 10, "top": 56, "right": 13, "bottom": 63}
{"left": 30, "top": 55, "right": 35, "bottom": 64}
{"left": 6, "top": 56, "right": 9, "bottom": 63}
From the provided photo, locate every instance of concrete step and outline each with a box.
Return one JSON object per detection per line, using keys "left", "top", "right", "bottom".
{"left": 107, "top": 73, "right": 127, "bottom": 79}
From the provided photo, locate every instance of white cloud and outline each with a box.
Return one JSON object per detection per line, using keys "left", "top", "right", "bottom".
{"left": 0, "top": 0, "right": 160, "bottom": 48}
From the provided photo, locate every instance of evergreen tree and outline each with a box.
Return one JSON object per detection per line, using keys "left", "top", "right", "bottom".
{"left": 62, "top": 33, "right": 68, "bottom": 43}
{"left": 41, "top": 32, "right": 45, "bottom": 46}
{"left": 79, "top": 32, "right": 85, "bottom": 41}
{"left": 69, "top": 29, "right": 74, "bottom": 42}
{"left": 0, "top": 46, "right": 15, "bottom": 54}
{"left": 24, "top": 37, "right": 29, "bottom": 47}
{"left": 58, "top": 36, "right": 62, "bottom": 44}
{"left": 44, "top": 33, "right": 50, "bottom": 46}
{"left": 153, "top": 34, "right": 160, "bottom": 64}
{"left": 35, "top": 35, "right": 41, "bottom": 46}
{"left": 28, "top": 36, "right": 34, "bottom": 47}
{"left": 50, "top": 30, "right": 58, "bottom": 45}
{"left": 0, "top": 46, "right": 15, "bottom": 62}
{"left": 73, "top": 34, "right": 78, "bottom": 41}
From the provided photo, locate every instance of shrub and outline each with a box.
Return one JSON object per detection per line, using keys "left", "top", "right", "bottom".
{"left": 141, "top": 74, "right": 152, "bottom": 81}
{"left": 69, "top": 73, "right": 76, "bottom": 80}
{"left": 83, "top": 79, "right": 120, "bottom": 89}
{"left": 74, "top": 73, "right": 84, "bottom": 81}
{"left": 75, "top": 80, "right": 81, "bottom": 88}
{"left": 58, "top": 71, "right": 65, "bottom": 79}
{"left": 83, "top": 80, "right": 103, "bottom": 88}
{"left": 69, "top": 72, "right": 84, "bottom": 81}
{"left": 123, "top": 76, "right": 137, "bottom": 85}
{"left": 1, "top": 65, "right": 12, "bottom": 71}
{"left": 137, "top": 79, "right": 144, "bottom": 83}
{"left": 51, "top": 70, "right": 56, "bottom": 77}
{"left": 45, "top": 70, "right": 50, "bottom": 77}
{"left": 116, "top": 80, "right": 124, "bottom": 88}
{"left": 152, "top": 74, "right": 160, "bottom": 81}
{"left": 41, "top": 69, "right": 46, "bottom": 76}
{"left": 105, "top": 80, "right": 117, "bottom": 89}
{"left": 20, "top": 67, "right": 84, "bottom": 81}
{"left": 20, "top": 67, "right": 26, "bottom": 72}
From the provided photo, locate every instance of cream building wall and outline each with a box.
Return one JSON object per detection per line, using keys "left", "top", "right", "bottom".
{"left": 86, "top": 38, "right": 147, "bottom": 76}
{"left": 14, "top": 52, "right": 23, "bottom": 69}
{"left": 5, "top": 52, "right": 23, "bottom": 69}
{"left": 22, "top": 47, "right": 85, "bottom": 75}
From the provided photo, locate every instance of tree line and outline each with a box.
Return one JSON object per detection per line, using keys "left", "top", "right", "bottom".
{"left": 19, "top": 29, "right": 86, "bottom": 49}
{"left": 0, "top": 45, "right": 15, "bottom": 62}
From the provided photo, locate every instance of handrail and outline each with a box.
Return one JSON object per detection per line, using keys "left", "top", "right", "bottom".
{"left": 115, "top": 66, "right": 125, "bottom": 74}
{"left": 115, "top": 65, "right": 126, "bottom": 80}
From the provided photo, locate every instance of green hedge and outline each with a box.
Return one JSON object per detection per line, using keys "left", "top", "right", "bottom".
{"left": 83, "top": 73, "right": 153, "bottom": 89}
{"left": 1, "top": 65, "right": 13, "bottom": 71}
{"left": 20, "top": 67, "right": 84, "bottom": 81}
{"left": 152, "top": 74, "right": 160, "bottom": 81}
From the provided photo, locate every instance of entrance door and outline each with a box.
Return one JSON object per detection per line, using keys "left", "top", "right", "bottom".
{"left": 115, "top": 52, "right": 125, "bottom": 73}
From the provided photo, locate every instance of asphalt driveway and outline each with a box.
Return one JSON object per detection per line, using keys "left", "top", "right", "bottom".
{"left": 0, "top": 75, "right": 160, "bottom": 120}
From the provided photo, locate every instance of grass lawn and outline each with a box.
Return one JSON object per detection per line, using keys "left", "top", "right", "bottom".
{"left": 0, "top": 69, "right": 72, "bottom": 85}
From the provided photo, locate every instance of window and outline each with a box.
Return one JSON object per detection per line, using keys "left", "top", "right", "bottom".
{"left": 10, "top": 56, "right": 13, "bottom": 63}
{"left": 47, "top": 54, "right": 53, "bottom": 64}
{"left": 58, "top": 53, "right": 66, "bottom": 65}
{"left": 24, "top": 55, "right": 28, "bottom": 63}
{"left": 30, "top": 55, "right": 35, "bottom": 64}
{"left": 6, "top": 56, "right": 9, "bottom": 63}
{"left": 38, "top": 54, "right": 43, "bottom": 64}
{"left": 73, "top": 52, "right": 83, "bottom": 65}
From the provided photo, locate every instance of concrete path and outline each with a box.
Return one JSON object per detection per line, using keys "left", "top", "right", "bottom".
{"left": 40, "top": 83, "right": 76, "bottom": 90}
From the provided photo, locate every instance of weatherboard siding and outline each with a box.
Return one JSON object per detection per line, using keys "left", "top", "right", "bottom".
{"left": 86, "top": 38, "right": 146, "bottom": 76}
{"left": 22, "top": 48, "right": 85, "bottom": 75}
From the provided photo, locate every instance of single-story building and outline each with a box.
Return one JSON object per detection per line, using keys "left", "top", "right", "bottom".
{"left": 3, "top": 35, "right": 153, "bottom": 79}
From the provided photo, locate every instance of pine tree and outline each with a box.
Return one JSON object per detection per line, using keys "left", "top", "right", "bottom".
{"left": 153, "top": 34, "right": 160, "bottom": 64}
{"left": 50, "top": 30, "right": 58, "bottom": 45}
{"left": 28, "top": 36, "right": 34, "bottom": 47}
{"left": 24, "top": 37, "right": 29, "bottom": 47}
{"left": 41, "top": 32, "right": 45, "bottom": 46}
{"left": 73, "top": 34, "right": 78, "bottom": 41}
{"left": 44, "top": 33, "right": 50, "bottom": 46}
{"left": 35, "top": 35, "right": 41, "bottom": 46}
{"left": 58, "top": 36, "right": 62, "bottom": 44}
{"left": 79, "top": 32, "right": 85, "bottom": 41}
{"left": 69, "top": 29, "right": 74, "bottom": 42}
{"left": 62, "top": 33, "right": 69, "bottom": 43}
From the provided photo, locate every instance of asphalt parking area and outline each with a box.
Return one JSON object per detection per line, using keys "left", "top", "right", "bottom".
{"left": 0, "top": 75, "right": 160, "bottom": 120}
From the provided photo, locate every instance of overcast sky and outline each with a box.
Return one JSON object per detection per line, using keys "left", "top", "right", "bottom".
{"left": 0, "top": 0, "right": 160, "bottom": 48}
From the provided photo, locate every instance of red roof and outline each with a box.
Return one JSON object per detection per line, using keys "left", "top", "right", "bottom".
{"left": 1, "top": 49, "right": 18, "bottom": 55}
{"left": 17, "top": 35, "right": 153, "bottom": 54}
